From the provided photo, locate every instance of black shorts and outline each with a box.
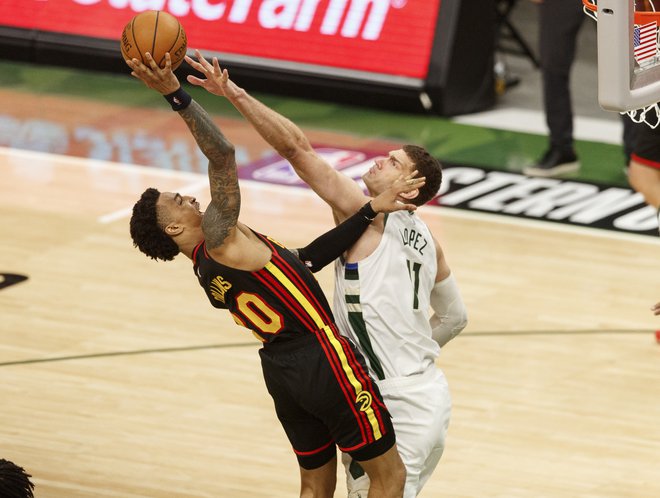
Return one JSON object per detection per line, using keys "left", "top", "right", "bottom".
{"left": 259, "top": 325, "right": 395, "bottom": 470}
{"left": 631, "top": 121, "right": 660, "bottom": 169}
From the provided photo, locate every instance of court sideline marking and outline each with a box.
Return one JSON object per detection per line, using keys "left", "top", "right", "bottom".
{"left": 0, "top": 329, "right": 652, "bottom": 368}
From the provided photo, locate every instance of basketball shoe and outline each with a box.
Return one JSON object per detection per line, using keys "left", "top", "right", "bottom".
{"left": 523, "top": 148, "right": 580, "bottom": 177}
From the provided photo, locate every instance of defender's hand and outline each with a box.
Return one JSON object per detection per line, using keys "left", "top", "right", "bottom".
{"left": 370, "top": 171, "right": 426, "bottom": 214}
{"left": 185, "top": 49, "right": 241, "bottom": 99}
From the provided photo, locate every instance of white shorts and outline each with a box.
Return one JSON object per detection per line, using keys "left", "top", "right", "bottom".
{"left": 342, "top": 367, "right": 451, "bottom": 498}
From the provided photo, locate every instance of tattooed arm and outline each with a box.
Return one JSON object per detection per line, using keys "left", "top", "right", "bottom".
{"left": 127, "top": 52, "right": 240, "bottom": 250}
{"left": 178, "top": 101, "right": 239, "bottom": 250}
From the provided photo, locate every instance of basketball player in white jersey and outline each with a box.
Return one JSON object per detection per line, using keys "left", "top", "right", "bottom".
{"left": 185, "top": 51, "right": 468, "bottom": 498}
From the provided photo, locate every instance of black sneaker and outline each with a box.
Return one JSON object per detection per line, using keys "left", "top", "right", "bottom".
{"left": 523, "top": 148, "right": 580, "bottom": 177}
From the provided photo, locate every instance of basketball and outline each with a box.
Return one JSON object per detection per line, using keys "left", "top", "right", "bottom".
{"left": 120, "top": 11, "right": 187, "bottom": 70}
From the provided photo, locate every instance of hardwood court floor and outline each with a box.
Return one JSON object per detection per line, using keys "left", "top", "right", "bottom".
{"left": 1, "top": 146, "right": 659, "bottom": 497}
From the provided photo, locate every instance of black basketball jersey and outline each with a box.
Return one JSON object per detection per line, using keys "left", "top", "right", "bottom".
{"left": 192, "top": 231, "right": 336, "bottom": 343}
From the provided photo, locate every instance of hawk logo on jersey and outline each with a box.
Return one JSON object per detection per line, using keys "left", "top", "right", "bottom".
{"left": 355, "top": 391, "right": 373, "bottom": 412}
{"left": 209, "top": 275, "right": 232, "bottom": 304}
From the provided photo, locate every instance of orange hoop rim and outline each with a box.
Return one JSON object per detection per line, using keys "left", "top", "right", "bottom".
{"left": 582, "top": 0, "right": 660, "bottom": 23}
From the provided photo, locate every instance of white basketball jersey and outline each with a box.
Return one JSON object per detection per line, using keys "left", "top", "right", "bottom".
{"left": 333, "top": 210, "right": 440, "bottom": 380}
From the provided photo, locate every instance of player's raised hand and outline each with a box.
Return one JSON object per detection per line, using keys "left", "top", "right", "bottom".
{"left": 185, "top": 49, "right": 239, "bottom": 99}
{"left": 370, "top": 171, "right": 426, "bottom": 214}
{"left": 652, "top": 302, "right": 660, "bottom": 316}
{"left": 127, "top": 52, "right": 180, "bottom": 95}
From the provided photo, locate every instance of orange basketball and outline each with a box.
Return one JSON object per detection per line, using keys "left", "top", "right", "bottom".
{"left": 120, "top": 11, "right": 187, "bottom": 70}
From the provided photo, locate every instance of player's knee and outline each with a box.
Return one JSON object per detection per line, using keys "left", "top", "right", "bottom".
{"left": 299, "top": 480, "right": 335, "bottom": 498}
{"left": 394, "top": 459, "right": 407, "bottom": 489}
{"left": 299, "top": 461, "right": 337, "bottom": 498}
{"left": 628, "top": 166, "right": 644, "bottom": 192}
{"left": 374, "top": 458, "right": 406, "bottom": 495}
{"left": 630, "top": 176, "right": 660, "bottom": 207}
{"left": 628, "top": 161, "right": 660, "bottom": 208}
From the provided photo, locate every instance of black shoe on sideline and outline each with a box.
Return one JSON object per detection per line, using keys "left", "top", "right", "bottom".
{"left": 523, "top": 149, "right": 580, "bottom": 177}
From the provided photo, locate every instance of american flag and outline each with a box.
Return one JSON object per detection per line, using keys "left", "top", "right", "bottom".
{"left": 633, "top": 21, "right": 658, "bottom": 65}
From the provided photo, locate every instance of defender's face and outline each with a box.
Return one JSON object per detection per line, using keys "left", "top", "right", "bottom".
{"left": 362, "top": 149, "right": 415, "bottom": 195}
{"left": 157, "top": 192, "right": 203, "bottom": 228}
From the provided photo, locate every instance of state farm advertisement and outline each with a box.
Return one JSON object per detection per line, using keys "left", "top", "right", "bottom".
{"left": 1, "top": 0, "right": 441, "bottom": 78}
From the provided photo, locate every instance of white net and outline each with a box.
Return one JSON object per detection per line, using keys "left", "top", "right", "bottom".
{"left": 627, "top": 103, "right": 660, "bottom": 127}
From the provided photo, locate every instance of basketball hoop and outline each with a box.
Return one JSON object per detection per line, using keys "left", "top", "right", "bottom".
{"left": 583, "top": 0, "right": 660, "bottom": 128}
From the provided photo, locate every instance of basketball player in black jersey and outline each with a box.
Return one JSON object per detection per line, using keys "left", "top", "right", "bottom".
{"left": 126, "top": 53, "right": 425, "bottom": 498}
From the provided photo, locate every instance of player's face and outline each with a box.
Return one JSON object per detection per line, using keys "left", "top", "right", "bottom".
{"left": 157, "top": 192, "right": 203, "bottom": 228}
{"left": 362, "top": 149, "right": 415, "bottom": 195}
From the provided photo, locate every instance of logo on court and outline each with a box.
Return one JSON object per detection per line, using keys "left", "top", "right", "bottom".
{"left": 0, "top": 273, "right": 28, "bottom": 291}
{"left": 355, "top": 391, "right": 373, "bottom": 412}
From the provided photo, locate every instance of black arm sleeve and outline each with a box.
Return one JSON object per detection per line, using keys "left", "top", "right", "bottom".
{"left": 295, "top": 202, "right": 377, "bottom": 273}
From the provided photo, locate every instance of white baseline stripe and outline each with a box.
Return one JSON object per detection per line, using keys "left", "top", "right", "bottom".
{"left": 0, "top": 146, "right": 208, "bottom": 224}
{"left": 0, "top": 146, "right": 205, "bottom": 182}
{"left": 453, "top": 108, "right": 624, "bottom": 145}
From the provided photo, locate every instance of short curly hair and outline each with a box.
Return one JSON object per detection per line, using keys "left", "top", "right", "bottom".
{"left": 129, "top": 187, "right": 180, "bottom": 261}
{"left": 403, "top": 145, "right": 443, "bottom": 206}
{"left": 0, "top": 459, "right": 35, "bottom": 498}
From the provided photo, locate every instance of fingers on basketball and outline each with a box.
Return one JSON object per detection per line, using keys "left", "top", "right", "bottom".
{"left": 121, "top": 11, "right": 187, "bottom": 70}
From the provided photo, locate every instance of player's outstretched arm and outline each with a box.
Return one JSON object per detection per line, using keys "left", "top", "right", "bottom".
{"left": 185, "top": 50, "right": 311, "bottom": 159}
{"left": 128, "top": 52, "right": 239, "bottom": 249}
{"left": 182, "top": 101, "right": 240, "bottom": 250}
{"left": 185, "top": 50, "right": 365, "bottom": 216}
{"left": 185, "top": 51, "right": 318, "bottom": 161}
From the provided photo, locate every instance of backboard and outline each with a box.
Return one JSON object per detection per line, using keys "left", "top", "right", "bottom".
{"left": 585, "top": 0, "right": 660, "bottom": 113}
